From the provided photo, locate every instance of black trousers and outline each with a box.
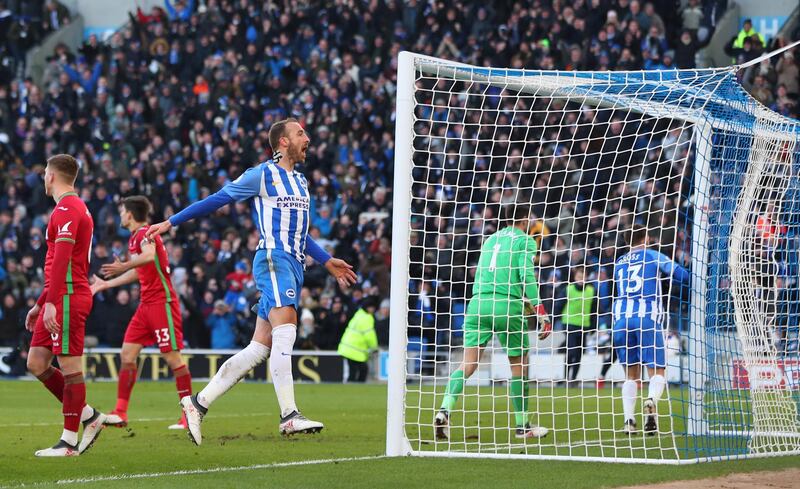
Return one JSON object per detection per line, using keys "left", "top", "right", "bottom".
{"left": 347, "top": 358, "right": 369, "bottom": 383}
{"left": 565, "top": 325, "right": 588, "bottom": 381}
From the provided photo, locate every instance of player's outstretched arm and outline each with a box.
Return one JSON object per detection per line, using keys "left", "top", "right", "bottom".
{"left": 90, "top": 269, "right": 138, "bottom": 295}
{"left": 101, "top": 240, "right": 156, "bottom": 277}
{"left": 306, "top": 237, "right": 357, "bottom": 288}
{"left": 146, "top": 219, "right": 173, "bottom": 239}
{"left": 147, "top": 166, "right": 262, "bottom": 239}
{"left": 654, "top": 250, "right": 690, "bottom": 284}
{"left": 147, "top": 191, "right": 235, "bottom": 239}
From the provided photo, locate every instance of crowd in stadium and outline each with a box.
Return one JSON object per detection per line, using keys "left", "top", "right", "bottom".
{"left": 0, "top": 0, "right": 798, "bottom": 370}
{"left": 0, "top": 1, "right": 72, "bottom": 79}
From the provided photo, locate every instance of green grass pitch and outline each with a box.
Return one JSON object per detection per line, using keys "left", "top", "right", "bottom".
{"left": 0, "top": 380, "right": 797, "bottom": 488}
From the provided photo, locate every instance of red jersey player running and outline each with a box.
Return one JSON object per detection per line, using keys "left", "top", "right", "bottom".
{"left": 25, "top": 154, "right": 107, "bottom": 457}
{"left": 90, "top": 196, "right": 191, "bottom": 430}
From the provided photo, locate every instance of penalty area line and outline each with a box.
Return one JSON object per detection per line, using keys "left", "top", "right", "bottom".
{"left": 4, "top": 455, "right": 387, "bottom": 487}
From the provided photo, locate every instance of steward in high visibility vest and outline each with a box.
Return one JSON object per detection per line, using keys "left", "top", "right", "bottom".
{"left": 733, "top": 19, "right": 765, "bottom": 50}
{"left": 560, "top": 266, "right": 597, "bottom": 384}
{"left": 726, "top": 19, "right": 765, "bottom": 63}
{"left": 338, "top": 297, "right": 379, "bottom": 382}
{"left": 562, "top": 282, "right": 596, "bottom": 329}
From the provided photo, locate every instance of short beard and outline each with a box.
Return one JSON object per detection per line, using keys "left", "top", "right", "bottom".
{"left": 288, "top": 146, "right": 305, "bottom": 163}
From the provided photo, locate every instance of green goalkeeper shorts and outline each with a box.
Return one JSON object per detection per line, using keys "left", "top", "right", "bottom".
{"left": 463, "top": 294, "right": 529, "bottom": 357}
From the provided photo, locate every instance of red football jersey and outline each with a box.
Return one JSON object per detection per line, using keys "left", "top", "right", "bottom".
{"left": 128, "top": 226, "right": 177, "bottom": 304}
{"left": 44, "top": 192, "right": 93, "bottom": 297}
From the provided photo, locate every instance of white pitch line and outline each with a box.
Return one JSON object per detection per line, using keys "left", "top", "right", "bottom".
{"left": 0, "top": 412, "right": 272, "bottom": 428}
{"left": 550, "top": 432, "right": 675, "bottom": 448}
{"left": 2, "top": 455, "right": 387, "bottom": 488}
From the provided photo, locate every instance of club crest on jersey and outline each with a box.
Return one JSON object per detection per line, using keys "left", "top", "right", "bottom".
{"left": 57, "top": 221, "right": 73, "bottom": 236}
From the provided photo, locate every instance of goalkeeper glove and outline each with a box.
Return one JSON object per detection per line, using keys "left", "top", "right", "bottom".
{"left": 534, "top": 303, "right": 552, "bottom": 340}
{"left": 525, "top": 301, "right": 552, "bottom": 340}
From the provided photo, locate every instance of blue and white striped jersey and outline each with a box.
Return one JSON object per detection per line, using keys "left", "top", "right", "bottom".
{"left": 612, "top": 247, "right": 690, "bottom": 324}
{"left": 221, "top": 160, "right": 310, "bottom": 263}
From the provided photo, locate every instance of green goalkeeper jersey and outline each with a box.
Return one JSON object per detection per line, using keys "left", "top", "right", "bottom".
{"left": 472, "top": 226, "right": 541, "bottom": 304}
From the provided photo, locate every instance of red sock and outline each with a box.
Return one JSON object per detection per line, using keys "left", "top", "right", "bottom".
{"left": 63, "top": 372, "right": 85, "bottom": 433}
{"left": 173, "top": 364, "right": 192, "bottom": 400}
{"left": 116, "top": 362, "right": 137, "bottom": 413}
{"left": 36, "top": 366, "right": 65, "bottom": 402}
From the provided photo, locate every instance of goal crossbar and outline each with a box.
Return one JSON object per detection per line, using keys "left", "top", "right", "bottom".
{"left": 413, "top": 53, "right": 799, "bottom": 138}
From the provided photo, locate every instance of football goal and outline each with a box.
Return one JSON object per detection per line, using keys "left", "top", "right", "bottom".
{"left": 386, "top": 50, "right": 800, "bottom": 463}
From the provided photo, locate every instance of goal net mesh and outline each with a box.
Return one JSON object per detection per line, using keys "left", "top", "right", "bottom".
{"left": 393, "top": 53, "right": 800, "bottom": 462}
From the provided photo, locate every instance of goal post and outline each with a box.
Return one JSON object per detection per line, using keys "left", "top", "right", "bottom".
{"left": 687, "top": 122, "right": 712, "bottom": 440}
{"left": 387, "top": 51, "right": 800, "bottom": 463}
{"left": 386, "top": 50, "right": 416, "bottom": 457}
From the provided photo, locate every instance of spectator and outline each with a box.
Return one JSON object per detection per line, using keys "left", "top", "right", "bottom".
{"left": 199, "top": 290, "right": 216, "bottom": 319}
{"left": 674, "top": 30, "right": 699, "bottom": 69}
{"left": 223, "top": 260, "right": 252, "bottom": 313}
{"left": 106, "top": 289, "right": 136, "bottom": 347}
{"left": 164, "top": 0, "right": 194, "bottom": 22}
{"left": 312, "top": 204, "right": 334, "bottom": 238}
{"left": 641, "top": 25, "right": 668, "bottom": 63}
{"left": 296, "top": 308, "right": 317, "bottom": 350}
{"left": 749, "top": 74, "right": 774, "bottom": 107}
{"left": 775, "top": 51, "right": 799, "bottom": 97}
{"left": 315, "top": 296, "right": 350, "bottom": 350}
{"left": 726, "top": 35, "right": 762, "bottom": 65}
{"left": 133, "top": 4, "right": 165, "bottom": 25}
{"left": 624, "top": 1, "right": 649, "bottom": 33}
{"left": 42, "top": 1, "right": 70, "bottom": 34}
{"left": 206, "top": 300, "right": 238, "bottom": 349}
{"left": 642, "top": 2, "right": 665, "bottom": 37}
{"left": 680, "top": 0, "right": 704, "bottom": 37}
{"left": 0, "top": 299, "right": 31, "bottom": 375}
{"left": 0, "top": 292, "right": 22, "bottom": 347}
{"left": 375, "top": 298, "right": 390, "bottom": 348}
{"left": 771, "top": 84, "right": 797, "bottom": 116}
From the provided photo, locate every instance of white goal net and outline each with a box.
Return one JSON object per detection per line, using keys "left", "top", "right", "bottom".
{"left": 386, "top": 51, "right": 800, "bottom": 463}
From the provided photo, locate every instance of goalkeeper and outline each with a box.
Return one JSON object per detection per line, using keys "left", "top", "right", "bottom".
{"left": 435, "top": 203, "right": 552, "bottom": 441}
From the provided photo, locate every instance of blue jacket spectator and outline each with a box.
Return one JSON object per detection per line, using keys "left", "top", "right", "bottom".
{"left": 61, "top": 60, "right": 102, "bottom": 93}
{"left": 206, "top": 301, "right": 238, "bottom": 349}
{"left": 164, "top": 0, "right": 194, "bottom": 22}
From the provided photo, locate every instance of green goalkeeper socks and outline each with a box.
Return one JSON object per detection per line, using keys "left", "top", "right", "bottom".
{"left": 523, "top": 377, "right": 529, "bottom": 415}
{"left": 510, "top": 376, "right": 527, "bottom": 427}
{"left": 440, "top": 370, "right": 465, "bottom": 412}
{"left": 441, "top": 371, "right": 528, "bottom": 427}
